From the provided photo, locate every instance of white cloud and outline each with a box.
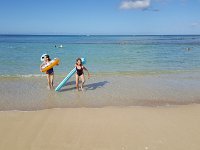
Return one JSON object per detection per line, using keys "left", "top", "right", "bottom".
{"left": 191, "top": 22, "right": 200, "bottom": 27}
{"left": 120, "top": 0, "right": 151, "bottom": 10}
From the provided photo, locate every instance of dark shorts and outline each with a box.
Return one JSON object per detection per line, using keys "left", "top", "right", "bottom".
{"left": 46, "top": 68, "right": 54, "bottom": 75}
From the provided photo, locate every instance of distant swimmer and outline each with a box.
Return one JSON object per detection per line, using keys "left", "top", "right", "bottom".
{"left": 55, "top": 45, "right": 57, "bottom": 48}
{"left": 186, "top": 48, "right": 192, "bottom": 51}
{"left": 120, "top": 41, "right": 128, "bottom": 45}
{"left": 59, "top": 45, "right": 63, "bottom": 48}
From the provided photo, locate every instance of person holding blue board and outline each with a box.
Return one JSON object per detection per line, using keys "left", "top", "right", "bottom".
{"left": 55, "top": 57, "right": 89, "bottom": 92}
{"left": 75, "top": 58, "right": 90, "bottom": 91}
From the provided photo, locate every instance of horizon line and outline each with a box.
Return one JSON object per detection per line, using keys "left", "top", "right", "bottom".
{"left": 1, "top": 34, "right": 200, "bottom": 36}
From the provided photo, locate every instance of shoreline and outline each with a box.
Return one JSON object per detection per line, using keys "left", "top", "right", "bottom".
{"left": 1, "top": 73, "right": 200, "bottom": 111}
{"left": 0, "top": 103, "right": 199, "bottom": 112}
{"left": 1, "top": 68, "right": 200, "bottom": 78}
{"left": 0, "top": 104, "right": 200, "bottom": 150}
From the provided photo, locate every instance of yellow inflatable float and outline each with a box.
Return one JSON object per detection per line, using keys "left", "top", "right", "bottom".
{"left": 41, "top": 58, "right": 60, "bottom": 72}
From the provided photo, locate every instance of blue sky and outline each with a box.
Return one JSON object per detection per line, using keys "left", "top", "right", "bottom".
{"left": 0, "top": 0, "right": 200, "bottom": 35}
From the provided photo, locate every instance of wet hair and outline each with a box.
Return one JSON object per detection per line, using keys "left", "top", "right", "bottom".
{"left": 45, "top": 55, "right": 51, "bottom": 61}
{"left": 76, "top": 58, "right": 82, "bottom": 66}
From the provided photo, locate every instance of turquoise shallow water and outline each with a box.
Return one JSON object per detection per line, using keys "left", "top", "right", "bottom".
{"left": 0, "top": 35, "right": 200, "bottom": 77}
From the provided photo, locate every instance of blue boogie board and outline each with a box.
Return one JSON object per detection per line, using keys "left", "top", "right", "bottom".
{"left": 55, "top": 58, "right": 86, "bottom": 91}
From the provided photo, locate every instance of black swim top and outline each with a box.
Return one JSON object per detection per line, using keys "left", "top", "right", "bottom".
{"left": 76, "top": 66, "right": 83, "bottom": 76}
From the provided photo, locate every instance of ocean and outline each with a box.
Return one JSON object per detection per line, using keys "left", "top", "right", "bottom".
{"left": 0, "top": 35, "right": 200, "bottom": 111}
{"left": 1, "top": 35, "right": 200, "bottom": 77}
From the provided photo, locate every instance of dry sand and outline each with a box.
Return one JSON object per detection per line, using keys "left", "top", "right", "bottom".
{"left": 0, "top": 104, "right": 200, "bottom": 150}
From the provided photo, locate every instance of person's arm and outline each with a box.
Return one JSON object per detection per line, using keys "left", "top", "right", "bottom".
{"left": 40, "top": 62, "right": 45, "bottom": 72}
{"left": 83, "top": 66, "right": 90, "bottom": 79}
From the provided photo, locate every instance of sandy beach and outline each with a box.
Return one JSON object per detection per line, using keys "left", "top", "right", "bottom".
{"left": 1, "top": 73, "right": 200, "bottom": 149}
{"left": 0, "top": 104, "right": 200, "bottom": 150}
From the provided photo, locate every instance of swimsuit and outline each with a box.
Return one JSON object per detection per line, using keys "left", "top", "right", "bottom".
{"left": 76, "top": 66, "right": 83, "bottom": 76}
{"left": 43, "top": 61, "right": 54, "bottom": 75}
{"left": 46, "top": 68, "right": 54, "bottom": 75}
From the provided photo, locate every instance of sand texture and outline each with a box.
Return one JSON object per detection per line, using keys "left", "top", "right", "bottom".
{"left": 0, "top": 105, "right": 200, "bottom": 150}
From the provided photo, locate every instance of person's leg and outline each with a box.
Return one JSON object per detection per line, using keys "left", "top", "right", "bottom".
{"left": 50, "top": 74, "right": 54, "bottom": 89}
{"left": 80, "top": 74, "right": 85, "bottom": 91}
{"left": 46, "top": 74, "right": 51, "bottom": 89}
{"left": 75, "top": 74, "right": 79, "bottom": 91}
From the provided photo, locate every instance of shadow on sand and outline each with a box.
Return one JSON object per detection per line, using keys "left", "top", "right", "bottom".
{"left": 59, "top": 81, "right": 109, "bottom": 92}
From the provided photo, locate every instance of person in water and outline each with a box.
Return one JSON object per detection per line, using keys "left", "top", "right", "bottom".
{"left": 40, "top": 55, "right": 54, "bottom": 89}
{"left": 75, "top": 58, "right": 90, "bottom": 91}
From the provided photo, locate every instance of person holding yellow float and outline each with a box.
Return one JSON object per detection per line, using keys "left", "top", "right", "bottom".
{"left": 40, "top": 54, "right": 59, "bottom": 90}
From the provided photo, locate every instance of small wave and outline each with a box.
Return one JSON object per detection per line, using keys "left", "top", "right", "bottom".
{"left": 21, "top": 74, "right": 46, "bottom": 78}
{"left": 0, "top": 74, "right": 46, "bottom": 78}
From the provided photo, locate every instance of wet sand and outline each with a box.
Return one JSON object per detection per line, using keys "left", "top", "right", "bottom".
{"left": 1, "top": 73, "right": 200, "bottom": 111}
{"left": 0, "top": 104, "right": 200, "bottom": 150}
